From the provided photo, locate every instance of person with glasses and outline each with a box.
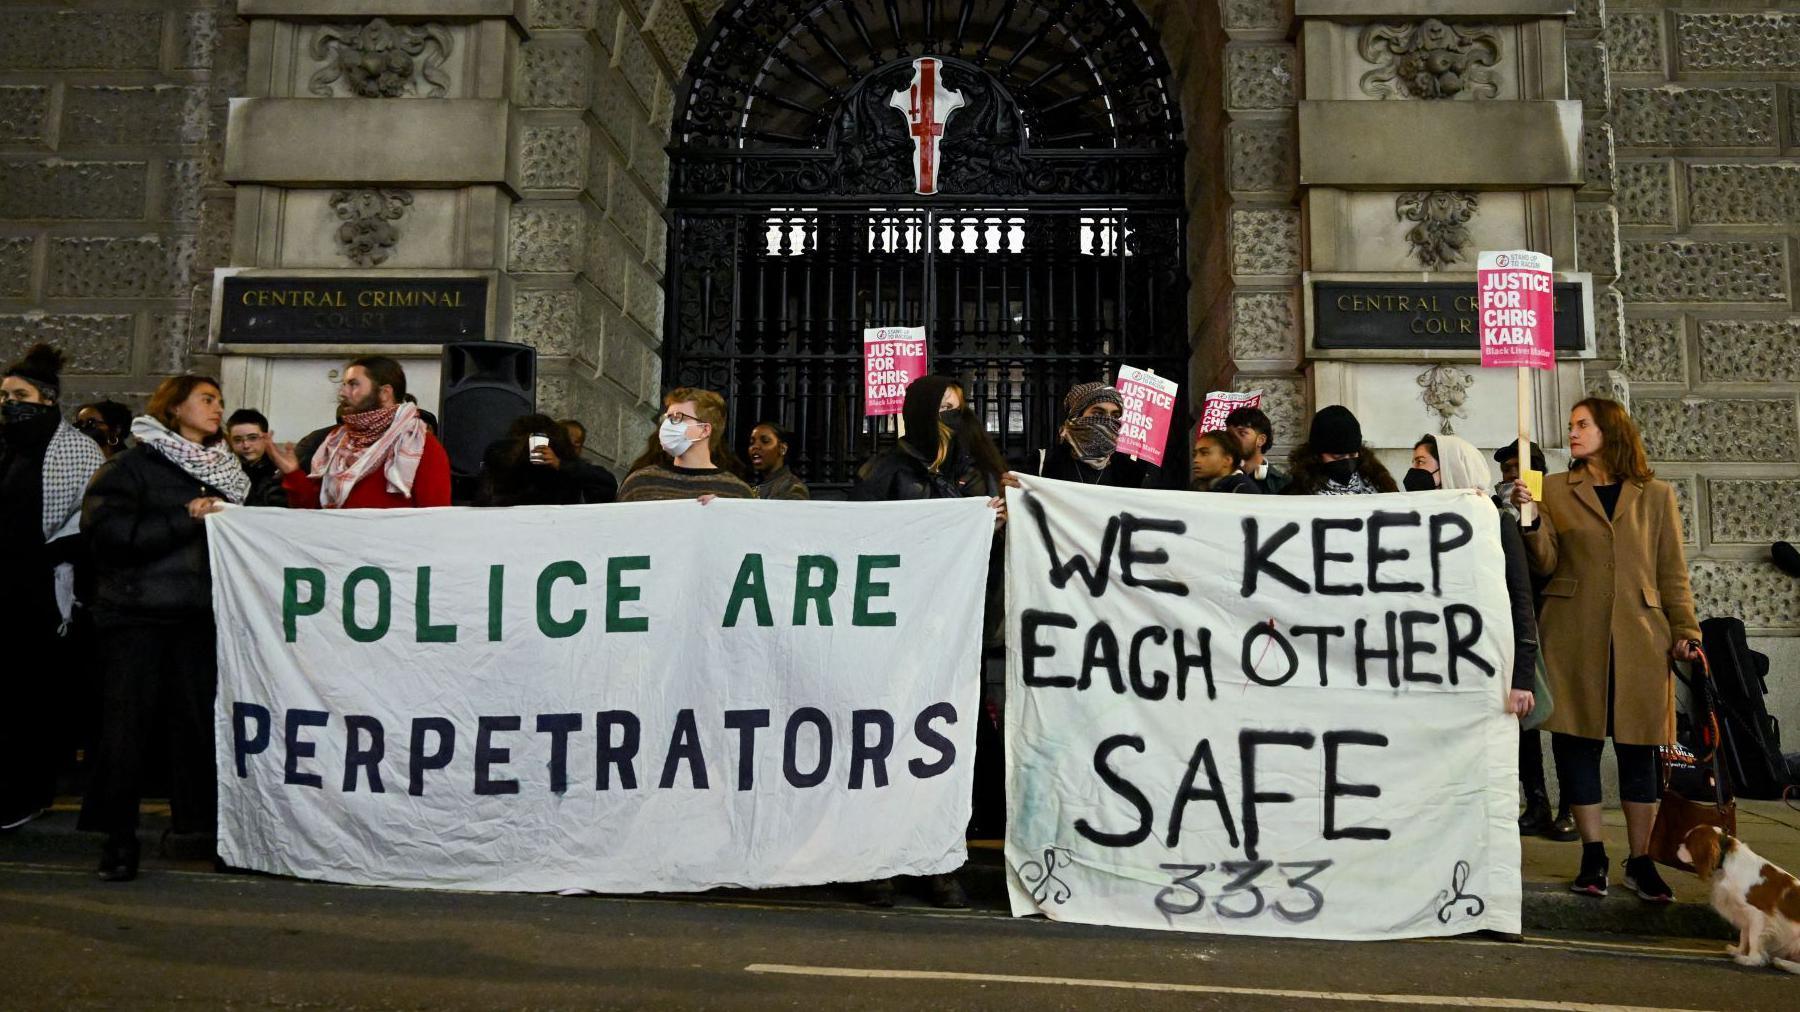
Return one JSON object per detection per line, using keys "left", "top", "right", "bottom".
{"left": 223, "top": 408, "right": 287, "bottom": 507}
{"left": 618, "top": 388, "right": 753, "bottom": 503}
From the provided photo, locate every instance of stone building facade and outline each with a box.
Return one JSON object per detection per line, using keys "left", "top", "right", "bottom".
{"left": 1, "top": 1, "right": 1795, "bottom": 663}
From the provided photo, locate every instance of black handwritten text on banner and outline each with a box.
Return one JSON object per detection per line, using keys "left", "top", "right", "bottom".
{"left": 207, "top": 498, "right": 993, "bottom": 892}
{"left": 1002, "top": 478, "right": 1522, "bottom": 939}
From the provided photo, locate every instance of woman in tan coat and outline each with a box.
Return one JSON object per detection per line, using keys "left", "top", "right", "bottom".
{"left": 1513, "top": 398, "right": 1700, "bottom": 903}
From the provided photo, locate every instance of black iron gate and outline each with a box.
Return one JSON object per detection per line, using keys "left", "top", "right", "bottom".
{"left": 667, "top": 0, "right": 1189, "bottom": 493}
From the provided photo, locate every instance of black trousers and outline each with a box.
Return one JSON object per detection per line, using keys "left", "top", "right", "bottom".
{"left": 77, "top": 618, "right": 218, "bottom": 837}
{"left": 0, "top": 586, "right": 65, "bottom": 817}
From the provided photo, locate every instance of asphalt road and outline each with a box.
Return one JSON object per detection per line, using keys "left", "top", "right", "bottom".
{"left": 2, "top": 843, "right": 1793, "bottom": 1012}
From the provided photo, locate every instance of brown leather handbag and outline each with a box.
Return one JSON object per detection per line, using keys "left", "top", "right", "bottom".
{"left": 1649, "top": 647, "right": 1736, "bottom": 872}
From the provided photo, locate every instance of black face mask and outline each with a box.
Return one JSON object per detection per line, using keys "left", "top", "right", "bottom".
{"left": 1403, "top": 467, "right": 1437, "bottom": 492}
{"left": 1322, "top": 457, "right": 1358, "bottom": 483}
{"left": 2, "top": 400, "right": 56, "bottom": 426}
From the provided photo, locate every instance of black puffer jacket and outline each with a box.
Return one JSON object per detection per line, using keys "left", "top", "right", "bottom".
{"left": 82, "top": 445, "right": 229, "bottom": 620}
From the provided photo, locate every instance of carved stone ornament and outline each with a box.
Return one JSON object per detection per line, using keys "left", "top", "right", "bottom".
{"left": 309, "top": 19, "right": 452, "bottom": 98}
{"left": 1417, "top": 364, "right": 1474, "bottom": 435}
{"left": 330, "top": 189, "right": 413, "bottom": 267}
{"left": 1359, "top": 20, "right": 1502, "bottom": 100}
{"left": 1397, "top": 190, "right": 1479, "bottom": 269}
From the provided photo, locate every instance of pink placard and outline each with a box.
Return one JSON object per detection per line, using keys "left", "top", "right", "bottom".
{"left": 1115, "top": 365, "right": 1179, "bottom": 466}
{"left": 1477, "top": 250, "right": 1555, "bottom": 370}
{"left": 863, "top": 326, "right": 928, "bottom": 417}
{"left": 1197, "top": 389, "right": 1262, "bottom": 435}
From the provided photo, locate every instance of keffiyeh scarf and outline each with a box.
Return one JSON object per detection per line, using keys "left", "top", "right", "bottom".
{"left": 131, "top": 415, "right": 250, "bottom": 504}
{"left": 1318, "top": 472, "right": 1379, "bottom": 496}
{"left": 41, "top": 419, "right": 105, "bottom": 540}
{"left": 309, "top": 402, "right": 427, "bottom": 508}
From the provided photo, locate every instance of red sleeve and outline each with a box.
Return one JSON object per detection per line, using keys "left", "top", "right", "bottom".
{"left": 282, "top": 469, "right": 323, "bottom": 509}
{"left": 411, "top": 435, "right": 453, "bottom": 507}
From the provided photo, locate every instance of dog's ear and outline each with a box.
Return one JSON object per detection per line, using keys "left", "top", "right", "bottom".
{"left": 1683, "top": 826, "right": 1718, "bottom": 873}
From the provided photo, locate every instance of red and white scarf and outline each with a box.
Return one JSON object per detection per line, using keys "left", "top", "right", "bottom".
{"left": 308, "top": 402, "right": 428, "bottom": 508}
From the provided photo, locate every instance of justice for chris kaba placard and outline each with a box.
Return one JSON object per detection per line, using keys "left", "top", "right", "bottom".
{"left": 1003, "top": 478, "right": 1522, "bottom": 940}
{"left": 206, "top": 497, "right": 993, "bottom": 893}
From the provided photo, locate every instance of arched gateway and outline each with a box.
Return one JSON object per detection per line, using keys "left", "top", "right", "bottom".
{"left": 666, "top": 0, "right": 1190, "bottom": 491}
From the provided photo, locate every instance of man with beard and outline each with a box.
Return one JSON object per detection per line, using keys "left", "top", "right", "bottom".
{"left": 1036, "top": 381, "right": 1159, "bottom": 487}
{"left": 224, "top": 408, "right": 288, "bottom": 507}
{"left": 1, "top": 344, "right": 106, "bottom": 828}
{"left": 264, "top": 356, "right": 451, "bottom": 508}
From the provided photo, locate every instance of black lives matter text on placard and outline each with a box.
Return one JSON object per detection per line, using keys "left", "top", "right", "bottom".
{"left": 220, "top": 276, "right": 488, "bottom": 345}
{"left": 1312, "top": 281, "right": 1584, "bottom": 353}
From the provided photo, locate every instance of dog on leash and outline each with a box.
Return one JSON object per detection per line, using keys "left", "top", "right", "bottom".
{"left": 1678, "top": 825, "right": 1800, "bottom": 972}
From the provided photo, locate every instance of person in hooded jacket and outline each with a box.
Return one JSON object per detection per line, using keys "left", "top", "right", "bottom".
{"left": 476, "top": 413, "right": 609, "bottom": 506}
{"left": 0, "top": 345, "right": 107, "bottom": 829}
{"left": 78, "top": 374, "right": 249, "bottom": 881}
{"left": 1037, "top": 381, "right": 1159, "bottom": 487}
{"left": 1190, "top": 429, "right": 1261, "bottom": 493}
{"left": 1285, "top": 405, "right": 1398, "bottom": 495}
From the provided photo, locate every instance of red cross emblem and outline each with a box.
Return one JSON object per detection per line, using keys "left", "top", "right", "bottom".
{"left": 889, "top": 57, "right": 964, "bottom": 195}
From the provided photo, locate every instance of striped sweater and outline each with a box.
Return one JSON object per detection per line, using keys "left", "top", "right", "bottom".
{"left": 617, "top": 464, "right": 754, "bottom": 503}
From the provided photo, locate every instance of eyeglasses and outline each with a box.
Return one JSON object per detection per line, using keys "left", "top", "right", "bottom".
{"left": 664, "top": 412, "right": 704, "bottom": 426}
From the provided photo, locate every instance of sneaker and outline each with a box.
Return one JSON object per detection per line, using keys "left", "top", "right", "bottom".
{"left": 1623, "top": 855, "right": 1674, "bottom": 903}
{"left": 1571, "top": 843, "right": 1608, "bottom": 897}
{"left": 0, "top": 807, "right": 47, "bottom": 831}
{"left": 1517, "top": 798, "right": 1553, "bottom": 836}
{"left": 1545, "top": 811, "right": 1579, "bottom": 842}
{"left": 927, "top": 873, "right": 969, "bottom": 909}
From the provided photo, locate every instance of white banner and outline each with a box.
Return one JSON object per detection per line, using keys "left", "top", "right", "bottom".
{"left": 1004, "top": 477, "right": 1521, "bottom": 939}
{"left": 208, "top": 497, "right": 994, "bottom": 892}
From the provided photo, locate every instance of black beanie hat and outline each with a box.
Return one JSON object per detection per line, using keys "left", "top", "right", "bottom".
{"left": 1308, "top": 405, "right": 1362, "bottom": 455}
{"left": 4, "top": 343, "right": 63, "bottom": 402}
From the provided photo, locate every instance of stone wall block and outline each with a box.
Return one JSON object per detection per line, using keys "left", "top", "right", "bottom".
{"left": 529, "top": 0, "right": 598, "bottom": 30}
{"left": 1676, "top": 13, "right": 1800, "bottom": 75}
{"left": 1695, "top": 318, "right": 1800, "bottom": 384}
{"left": 180, "top": 9, "right": 221, "bottom": 71}
{"left": 46, "top": 235, "right": 196, "bottom": 299}
{"left": 0, "top": 237, "right": 32, "bottom": 298}
{"left": 1614, "top": 160, "right": 1673, "bottom": 225}
{"left": 1234, "top": 374, "right": 1305, "bottom": 462}
{"left": 591, "top": 65, "right": 649, "bottom": 154}
{"left": 508, "top": 204, "right": 585, "bottom": 273}
{"left": 518, "top": 39, "right": 594, "bottom": 110}
{"left": 1569, "top": 0, "right": 1603, "bottom": 36}
{"left": 0, "top": 314, "right": 135, "bottom": 373}
{"left": 1222, "top": 0, "right": 1289, "bottom": 33}
{"left": 0, "top": 12, "right": 162, "bottom": 71}
{"left": 611, "top": 24, "right": 665, "bottom": 114}
{"left": 162, "top": 159, "right": 206, "bottom": 222}
{"left": 519, "top": 122, "right": 588, "bottom": 191}
{"left": 1615, "top": 87, "right": 1777, "bottom": 149}
{"left": 63, "top": 87, "right": 209, "bottom": 148}
{"left": 625, "top": 258, "right": 663, "bottom": 333}
{"left": 0, "top": 160, "right": 147, "bottom": 220}
{"left": 1593, "top": 286, "right": 1624, "bottom": 361}
{"left": 1581, "top": 122, "right": 1615, "bottom": 195}
{"left": 1227, "top": 121, "right": 1296, "bottom": 195}
{"left": 1689, "top": 560, "right": 1800, "bottom": 632}
{"left": 1634, "top": 397, "right": 1799, "bottom": 462}
{"left": 1669, "top": 476, "right": 1696, "bottom": 546}
{"left": 1617, "top": 240, "right": 1787, "bottom": 304}
{"left": 582, "top": 216, "right": 629, "bottom": 304}
{"left": 1229, "top": 208, "right": 1300, "bottom": 277}
{"left": 643, "top": 0, "right": 698, "bottom": 68}
{"left": 1584, "top": 367, "right": 1630, "bottom": 405}
{"left": 1568, "top": 40, "right": 1611, "bottom": 115}
{"left": 1576, "top": 204, "right": 1619, "bottom": 282}
{"left": 607, "top": 177, "right": 654, "bottom": 256}
{"left": 0, "top": 87, "right": 52, "bottom": 146}
{"left": 1605, "top": 12, "right": 1665, "bottom": 76}
{"left": 1619, "top": 316, "right": 1683, "bottom": 385}
{"left": 150, "top": 312, "right": 190, "bottom": 375}
{"left": 1222, "top": 289, "right": 1292, "bottom": 367}
{"left": 511, "top": 286, "right": 582, "bottom": 358}
{"left": 1709, "top": 480, "right": 1800, "bottom": 544}
{"left": 1687, "top": 164, "right": 1800, "bottom": 226}
{"left": 1225, "top": 45, "right": 1295, "bottom": 112}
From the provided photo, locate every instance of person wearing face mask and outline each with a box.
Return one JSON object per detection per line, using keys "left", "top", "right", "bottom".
{"left": 1, "top": 345, "right": 107, "bottom": 830}
{"left": 1404, "top": 434, "right": 1440, "bottom": 492}
{"left": 79, "top": 374, "right": 250, "bottom": 880}
{"left": 1037, "top": 381, "right": 1159, "bottom": 487}
{"left": 74, "top": 400, "right": 133, "bottom": 459}
{"left": 618, "top": 388, "right": 754, "bottom": 502}
{"left": 746, "top": 422, "right": 809, "bottom": 500}
{"left": 1284, "top": 405, "right": 1398, "bottom": 495}
{"left": 1190, "top": 429, "right": 1260, "bottom": 493}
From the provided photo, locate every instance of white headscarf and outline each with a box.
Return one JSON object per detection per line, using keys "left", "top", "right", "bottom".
{"left": 1435, "top": 434, "right": 1494, "bottom": 494}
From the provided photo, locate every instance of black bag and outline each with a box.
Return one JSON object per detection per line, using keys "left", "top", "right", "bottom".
{"left": 1698, "top": 617, "right": 1795, "bottom": 799}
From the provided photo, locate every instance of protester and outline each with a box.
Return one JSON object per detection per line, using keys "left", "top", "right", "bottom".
{"left": 1038, "top": 381, "right": 1156, "bottom": 487}
{"left": 618, "top": 388, "right": 754, "bottom": 502}
{"left": 1512, "top": 398, "right": 1700, "bottom": 903}
{"left": 1224, "top": 405, "right": 1289, "bottom": 493}
{"left": 1492, "top": 440, "right": 1573, "bottom": 840}
{"left": 477, "top": 413, "right": 616, "bottom": 506}
{"left": 1405, "top": 434, "right": 1439, "bottom": 492}
{"left": 1285, "top": 405, "right": 1398, "bottom": 495}
{"left": 224, "top": 408, "right": 288, "bottom": 507}
{"left": 1190, "top": 429, "right": 1259, "bottom": 493}
{"left": 1431, "top": 435, "right": 1538, "bottom": 721}
{"left": 264, "top": 356, "right": 451, "bottom": 509}
{"left": 78, "top": 374, "right": 249, "bottom": 880}
{"left": 560, "top": 418, "right": 587, "bottom": 456}
{"left": 747, "top": 422, "right": 810, "bottom": 500}
{"left": 1, "top": 345, "right": 107, "bottom": 829}
{"left": 74, "top": 400, "right": 133, "bottom": 458}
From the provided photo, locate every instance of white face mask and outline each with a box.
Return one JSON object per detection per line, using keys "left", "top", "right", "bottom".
{"left": 659, "top": 417, "right": 696, "bottom": 458}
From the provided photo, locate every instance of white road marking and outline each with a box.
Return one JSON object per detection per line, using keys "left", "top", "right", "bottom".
{"left": 744, "top": 963, "right": 1724, "bottom": 1012}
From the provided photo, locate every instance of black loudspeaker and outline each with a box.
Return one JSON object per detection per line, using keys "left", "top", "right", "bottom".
{"left": 438, "top": 341, "right": 536, "bottom": 477}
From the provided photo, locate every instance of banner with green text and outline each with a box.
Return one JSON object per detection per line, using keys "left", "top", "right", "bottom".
{"left": 1003, "top": 477, "right": 1522, "bottom": 940}
{"left": 207, "top": 497, "right": 993, "bottom": 892}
